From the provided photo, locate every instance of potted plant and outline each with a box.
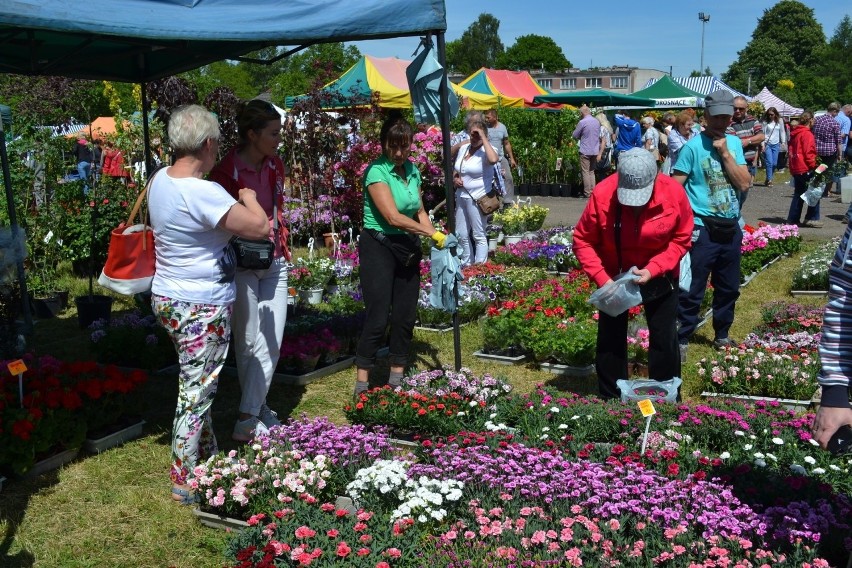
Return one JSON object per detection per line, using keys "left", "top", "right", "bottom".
{"left": 290, "top": 256, "right": 334, "bottom": 304}
{"left": 278, "top": 329, "right": 327, "bottom": 374}
{"left": 87, "top": 309, "right": 177, "bottom": 372}
{"left": 485, "top": 223, "right": 502, "bottom": 252}
{"left": 492, "top": 207, "right": 525, "bottom": 243}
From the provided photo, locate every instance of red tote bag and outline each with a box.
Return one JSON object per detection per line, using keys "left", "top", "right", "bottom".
{"left": 97, "top": 171, "right": 160, "bottom": 295}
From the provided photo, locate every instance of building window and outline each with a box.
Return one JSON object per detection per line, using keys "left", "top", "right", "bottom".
{"left": 610, "top": 76, "right": 628, "bottom": 89}
{"left": 561, "top": 78, "right": 576, "bottom": 90}
{"left": 586, "top": 77, "right": 602, "bottom": 89}
{"left": 537, "top": 79, "right": 552, "bottom": 90}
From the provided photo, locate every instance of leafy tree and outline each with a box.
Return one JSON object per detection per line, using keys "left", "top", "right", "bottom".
{"left": 496, "top": 35, "right": 570, "bottom": 72}
{"left": 751, "top": 1, "right": 825, "bottom": 67}
{"left": 203, "top": 86, "right": 242, "bottom": 155}
{"left": 101, "top": 82, "right": 140, "bottom": 115}
{"left": 446, "top": 13, "right": 504, "bottom": 75}
{"left": 0, "top": 76, "right": 109, "bottom": 130}
{"left": 145, "top": 76, "right": 198, "bottom": 129}
{"left": 789, "top": 69, "right": 838, "bottom": 110}
{"left": 182, "top": 61, "right": 257, "bottom": 101}
{"left": 723, "top": 1, "right": 825, "bottom": 98}
{"left": 688, "top": 67, "right": 713, "bottom": 78}
{"left": 268, "top": 43, "right": 361, "bottom": 104}
{"left": 818, "top": 15, "right": 852, "bottom": 101}
{"left": 724, "top": 37, "right": 798, "bottom": 97}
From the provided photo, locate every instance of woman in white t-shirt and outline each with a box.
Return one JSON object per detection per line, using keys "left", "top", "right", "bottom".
{"left": 452, "top": 116, "right": 498, "bottom": 266}
{"left": 761, "top": 107, "right": 785, "bottom": 187}
{"left": 149, "top": 104, "right": 268, "bottom": 505}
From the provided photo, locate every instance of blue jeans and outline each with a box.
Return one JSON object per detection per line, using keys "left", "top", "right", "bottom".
{"left": 786, "top": 173, "right": 820, "bottom": 224}
{"left": 763, "top": 143, "right": 779, "bottom": 182}
{"left": 678, "top": 224, "right": 742, "bottom": 343}
{"left": 77, "top": 161, "right": 91, "bottom": 195}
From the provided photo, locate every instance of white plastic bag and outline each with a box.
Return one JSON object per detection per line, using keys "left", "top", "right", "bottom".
{"left": 679, "top": 253, "right": 692, "bottom": 292}
{"left": 588, "top": 268, "right": 642, "bottom": 317}
{"left": 801, "top": 185, "right": 823, "bottom": 207}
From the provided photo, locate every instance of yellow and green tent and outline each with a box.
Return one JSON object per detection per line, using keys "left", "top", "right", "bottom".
{"left": 284, "top": 55, "right": 515, "bottom": 110}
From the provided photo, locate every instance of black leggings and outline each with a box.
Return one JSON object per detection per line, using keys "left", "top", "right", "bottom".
{"left": 355, "top": 229, "right": 421, "bottom": 370}
{"left": 595, "top": 287, "right": 681, "bottom": 400}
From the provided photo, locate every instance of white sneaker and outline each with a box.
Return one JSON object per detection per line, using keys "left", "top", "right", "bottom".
{"left": 232, "top": 416, "right": 270, "bottom": 442}
{"left": 258, "top": 404, "right": 281, "bottom": 428}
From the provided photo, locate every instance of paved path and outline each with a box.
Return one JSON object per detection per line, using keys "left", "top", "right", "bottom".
{"left": 525, "top": 182, "right": 850, "bottom": 242}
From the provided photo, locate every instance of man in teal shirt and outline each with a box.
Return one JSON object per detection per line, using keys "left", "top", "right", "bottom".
{"left": 671, "top": 90, "right": 751, "bottom": 359}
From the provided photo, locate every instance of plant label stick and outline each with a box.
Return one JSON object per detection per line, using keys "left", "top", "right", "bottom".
{"left": 7, "top": 359, "right": 27, "bottom": 408}
{"left": 638, "top": 399, "right": 656, "bottom": 455}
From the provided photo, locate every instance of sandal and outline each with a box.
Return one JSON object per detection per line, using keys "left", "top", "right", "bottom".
{"left": 171, "top": 485, "right": 200, "bottom": 505}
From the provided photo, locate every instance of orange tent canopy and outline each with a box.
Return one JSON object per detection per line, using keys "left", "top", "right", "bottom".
{"left": 66, "top": 116, "right": 116, "bottom": 140}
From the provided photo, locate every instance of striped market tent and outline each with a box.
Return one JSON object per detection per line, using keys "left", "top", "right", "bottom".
{"left": 751, "top": 87, "right": 803, "bottom": 118}
{"left": 643, "top": 76, "right": 749, "bottom": 100}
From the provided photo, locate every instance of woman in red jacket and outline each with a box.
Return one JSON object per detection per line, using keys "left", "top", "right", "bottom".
{"left": 785, "top": 111, "right": 822, "bottom": 228}
{"left": 573, "top": 148, "right": 693, "bottom": 399}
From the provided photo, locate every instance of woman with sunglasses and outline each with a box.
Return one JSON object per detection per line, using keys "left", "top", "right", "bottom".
{"left": 761, "top": 107, "right": 786, "bottom": 187}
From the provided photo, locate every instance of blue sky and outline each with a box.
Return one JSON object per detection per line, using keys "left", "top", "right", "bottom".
{"left": 350, "top": 1, "right": 850, "bottom": 79}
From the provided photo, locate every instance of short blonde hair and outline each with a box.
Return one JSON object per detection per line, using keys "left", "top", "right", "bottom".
{"left": 168, "top": 104, "right": 220, "bottom": 157}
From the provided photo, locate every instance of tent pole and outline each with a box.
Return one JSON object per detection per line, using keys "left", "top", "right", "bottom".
{"left": 0, "top": 118, "right": 33, "bottom": 336}
{"left": 140, "top": 81, "right": 153, "bottom": 179}
{"left": 436, "top": 31, "right": 461, "bottom": 371}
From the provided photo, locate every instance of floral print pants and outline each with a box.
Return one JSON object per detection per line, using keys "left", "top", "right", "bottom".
{"left": 152, "top": 295, "right": 232, "bottom": 485}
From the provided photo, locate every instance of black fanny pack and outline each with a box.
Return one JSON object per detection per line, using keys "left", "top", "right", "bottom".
{"left": 231, "top": 237, "right": 275, "bottom": 270}
{"left": 700, "top": 216, "right": 738, "bottom": 244}
{"left": 366, "top": 229, "right": 422, "bottom": 268}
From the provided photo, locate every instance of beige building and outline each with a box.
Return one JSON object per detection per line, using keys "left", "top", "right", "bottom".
{"left": 451, "top": 66, "right": 667, "bottom": 94}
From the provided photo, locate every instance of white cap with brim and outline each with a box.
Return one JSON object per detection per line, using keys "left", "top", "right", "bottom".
{"left": 616, "top": 148, "right": 658, "bottom": 207}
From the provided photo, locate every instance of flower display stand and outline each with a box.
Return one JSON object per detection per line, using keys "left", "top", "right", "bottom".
{"left": 538, "top": 362, "right": 595, "bottom": 378}
{"left": 700, "top": 392, "right": 812, "bottom": 412}
{"left": 790, "top": 289, "right": 828, "bottom": 297}
{"left": 194, "top": 495, "right": 357, "bottom": 531}
{"left": 193, "top": 508, "right": 249, "bottom": 532}
{"left": 414, "top": 321, "right": 470, "bottom": 333}
{"left": 21, "top": 447, "right": 80, "bottom": 479}
{"left": 473, "top": 347, "right": 527, "bottom": 365}
{"left": 270, "top": 356, "right": 355, "bottom": 386}
{"left": 84, "top": 419, "right": 146, "bottom": 454}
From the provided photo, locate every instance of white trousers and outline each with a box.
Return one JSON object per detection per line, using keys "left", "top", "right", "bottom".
{"left": 455, "top": 193, "right": 488, "bottom": 266}
{"left": 232, "top": 258, "right": 289, "bottom": 416}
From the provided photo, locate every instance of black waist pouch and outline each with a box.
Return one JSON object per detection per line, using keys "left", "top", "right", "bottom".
{"left": 366, "top": 229, "right": 422, "bottom": 268}
{"left": 231, "top": 237, "right": 274, "bottom": 269}
{"left": 640, "top": 274, "right": 676, "bottom": 303}
{"left": 700, "top": 216, "right": 738, "bottom": 244}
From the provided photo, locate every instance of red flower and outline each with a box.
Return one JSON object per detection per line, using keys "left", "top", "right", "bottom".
{"left": 667, "top": 463, "right": 680, "bottom": 476}
{"left": 336, "top": 542, "right": 351, "bottom": 558}
{"left": 12, "top": 419, "right": 35, "bottom": 440}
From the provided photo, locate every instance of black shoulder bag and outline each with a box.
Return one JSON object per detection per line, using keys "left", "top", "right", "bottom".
{"left": 615, "top": 203, "right": 675, "bottom": 304}
{"left": 231, "top": 201, "right": 276, "bottom": 270}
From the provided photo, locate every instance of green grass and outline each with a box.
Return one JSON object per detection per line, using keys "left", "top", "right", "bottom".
{"left": 0, "top": 242, "right": 831, "bottom": 567}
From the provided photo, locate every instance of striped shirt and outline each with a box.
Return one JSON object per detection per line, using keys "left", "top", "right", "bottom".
{"left": 813, "top": 113, "right": 842, "bottom": 157}
{"left": 726, "top": 117, "right": 762, "bottom": 163}
{"left": 818, "top": 222, "right": 852, "bottom": 407}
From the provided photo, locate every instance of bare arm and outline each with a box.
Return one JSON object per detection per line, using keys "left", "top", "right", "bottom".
{"left": 503, "top": 138, "right": 516, "bottom": 168}
{"left": 367, "top": 181, "right": 436, "bottom": 237}
{"left": 218, "top": 188, "right": 270, "bottom": 239}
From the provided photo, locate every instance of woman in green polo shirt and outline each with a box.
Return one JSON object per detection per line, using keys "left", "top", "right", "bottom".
{"left": 354, "top": 112, "right": 446, "bottom": 396}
